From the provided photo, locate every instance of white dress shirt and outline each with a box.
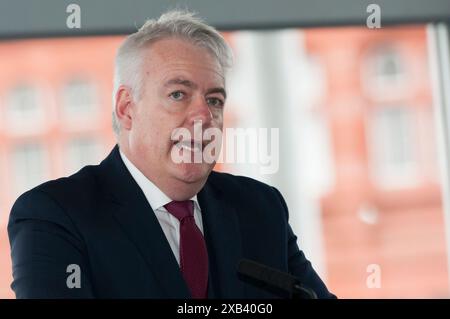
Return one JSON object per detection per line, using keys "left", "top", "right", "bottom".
{"left": 119, "top": 150, "right": 204, "bottom": 266}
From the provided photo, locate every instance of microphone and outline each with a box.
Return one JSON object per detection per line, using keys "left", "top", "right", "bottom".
{"left": 237, "top": 259, "right": 318, "bottom": 299}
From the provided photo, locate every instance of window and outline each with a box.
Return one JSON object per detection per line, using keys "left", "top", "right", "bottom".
{"left": 363, "top": 47, "right": 407, "bottom": 98}
{"left": 6, "top": 84, "right": 44, "bottom": 133}
{"left": 66, "top": 138, "right": 102, "bottom": 174}
{"left": 368, "top": 106, "right": 419, "bottom": 187}
{"left": 12, "top": 143, "right": 48, "bottom": 195}
{"left": 373, "top": 49, "right": 404, "bottom": 80}
{"left": 62, "top": 79, "right": 98, "bottom": 118}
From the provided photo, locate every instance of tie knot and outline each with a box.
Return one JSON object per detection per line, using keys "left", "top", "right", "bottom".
{"left": 164, "top": 200, "right": 194, "bottom": 221}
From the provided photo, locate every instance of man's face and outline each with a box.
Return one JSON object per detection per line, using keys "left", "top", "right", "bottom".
{"left": 126, "top": 38, "right": 225, "bottom": 192}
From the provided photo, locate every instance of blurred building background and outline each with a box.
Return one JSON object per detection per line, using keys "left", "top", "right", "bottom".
{"left": 0, "top": 23, "right": 448, "bottom": 298}
{"left": 307, "top": 26, "right": 447, "bottom": 297}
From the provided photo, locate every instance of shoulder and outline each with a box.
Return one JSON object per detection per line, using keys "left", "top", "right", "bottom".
{"left": 9, "top": 165, "right": 101, "bottom": 225}
{"left": 25, "top": 164, "right": 99, "bottom": 202}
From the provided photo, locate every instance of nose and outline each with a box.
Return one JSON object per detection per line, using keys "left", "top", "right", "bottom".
{"left": 187, "top": 94, "right": 213, "bottom": 127}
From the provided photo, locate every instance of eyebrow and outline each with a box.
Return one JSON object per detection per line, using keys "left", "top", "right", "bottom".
{"left": 165, "top": 78, "right": 196, "bottom": 88}
{"left": 206, "top": 87, "right": 227, "bottom": 99}
{"left": 164, "top": 78, "right": 227, "bottom": 99}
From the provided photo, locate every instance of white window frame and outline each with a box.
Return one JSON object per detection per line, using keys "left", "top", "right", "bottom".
{"left": 427, "top": 23, "right": 450, "bottom": 290}
{"left": 6, "top": 84, "right": 45, "bottom": 134}
{"left": 61, "top": 78, "right": 99, "bottom": 123}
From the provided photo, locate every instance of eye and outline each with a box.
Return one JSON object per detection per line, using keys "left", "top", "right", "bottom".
{"left": 206, "top": 97, "right": 224, "bottom": 108}
{"left": 169, "top": 91, "right": 185, "bottom": 101}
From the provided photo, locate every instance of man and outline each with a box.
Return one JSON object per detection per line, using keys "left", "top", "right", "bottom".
{"left": 8, "top": 10, "right": 335, "bottom": 299}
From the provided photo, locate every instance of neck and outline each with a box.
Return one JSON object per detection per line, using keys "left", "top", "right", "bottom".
{"left": 118, "top": 142, "right": 207, "bottom": 201}
{"left": 157, "top": 177, "right": 206, "bottom": 201}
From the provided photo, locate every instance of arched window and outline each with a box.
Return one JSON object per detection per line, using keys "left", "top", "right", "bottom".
{"left": 62, "top": 78, "right": 98, "bottom": 118}
{"left": 363, "top": 46, "right": 406, "bottom": 98}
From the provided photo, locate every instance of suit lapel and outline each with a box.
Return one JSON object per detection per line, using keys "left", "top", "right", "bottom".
{"left": 99, "top": 146, "right": 190, "bottom": 298}
{"left": 198, "top": 174, "right": 245, "bottom": 299}
{"left": 98, "top": 146, "right": 245, "bottom": 298}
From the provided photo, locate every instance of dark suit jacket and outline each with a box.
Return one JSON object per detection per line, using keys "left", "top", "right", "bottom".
{"left": 8, "top": 145, "right": 335, "bottom": 299}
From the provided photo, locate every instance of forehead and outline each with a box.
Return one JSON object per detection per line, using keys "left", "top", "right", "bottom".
{"left": 142, "top": 38, "right": 224, "bottom": 82}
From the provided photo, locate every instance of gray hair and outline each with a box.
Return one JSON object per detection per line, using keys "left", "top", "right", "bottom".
{"left": 112, "top": 9, "right": 233, "bottom": 135}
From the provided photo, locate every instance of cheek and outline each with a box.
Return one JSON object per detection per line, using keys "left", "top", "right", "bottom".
{"left": 135, "top": 115, "right": 178, "bottom": 153}
{"left": 213, "top": 112, "right": 224, "bottom": 129}
{"left": 132, "top": 115, "right": 150, "bottom": 139}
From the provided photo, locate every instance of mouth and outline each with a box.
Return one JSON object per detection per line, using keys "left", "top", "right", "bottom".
{"left": 173, "top": 139, "right": 205, "bottom": 153}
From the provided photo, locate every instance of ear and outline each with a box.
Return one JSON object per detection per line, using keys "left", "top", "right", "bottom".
{"left": 115, "top": 85, "right": 134, "bottom": 131}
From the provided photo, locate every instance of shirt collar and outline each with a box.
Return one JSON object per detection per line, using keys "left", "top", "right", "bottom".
{"left": 119, "top": 150, "right": 199, "bottom": 211}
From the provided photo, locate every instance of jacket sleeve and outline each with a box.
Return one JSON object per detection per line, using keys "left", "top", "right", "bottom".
{"left": 272, "top": 187, "right": 337, "bottom": 299}
{"left": 7, "top": 189, "right": 95, "bottom": 298}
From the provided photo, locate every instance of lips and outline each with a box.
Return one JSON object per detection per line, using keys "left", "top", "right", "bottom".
{"left": 174, "top": 139, "right": 203, "bottom": 153}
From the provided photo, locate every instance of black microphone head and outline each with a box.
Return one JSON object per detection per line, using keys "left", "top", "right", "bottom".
{"left": 237, "top": 259, "right": 317, "bottom": 299}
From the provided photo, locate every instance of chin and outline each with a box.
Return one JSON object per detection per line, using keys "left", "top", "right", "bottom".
{"left": 172, "top": 162, "right": 212, "bottom": 184}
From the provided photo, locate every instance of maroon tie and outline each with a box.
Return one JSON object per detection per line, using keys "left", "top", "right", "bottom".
{"left": 164, "top": 200, "right": 208, "bottom": 298}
